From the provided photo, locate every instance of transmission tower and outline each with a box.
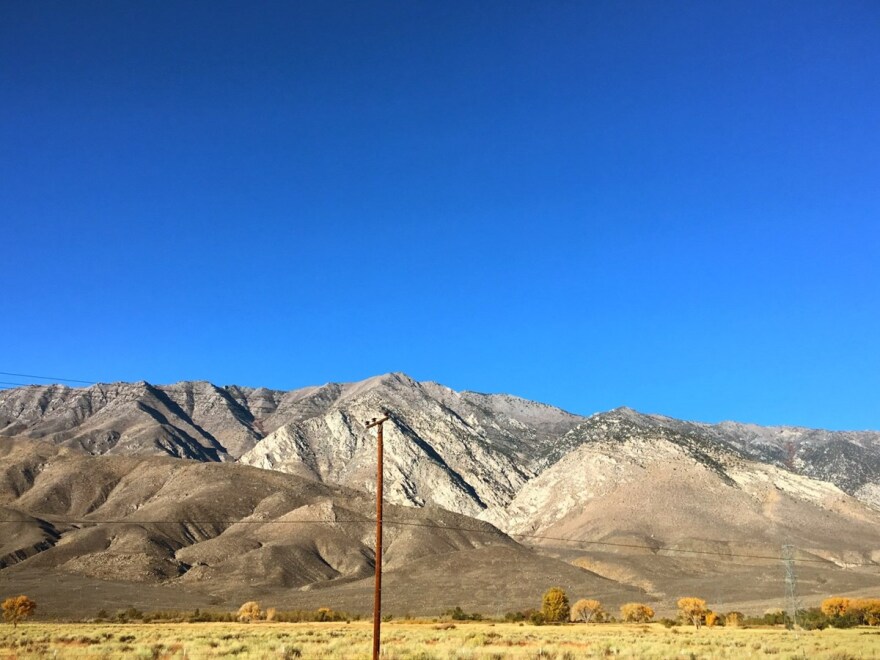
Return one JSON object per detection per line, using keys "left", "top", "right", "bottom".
{"left": 782, "top": 544, "right": 801, "bottom": 630}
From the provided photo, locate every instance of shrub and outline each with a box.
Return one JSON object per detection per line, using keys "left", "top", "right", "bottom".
{"left": 270, "top": 608, "right": 349, "bottom": 623}
{"left": 829, "top": 612, "right": 860, "bottom": 629}
{"left": 725, "top": 611, "right": 744, "bottom": 627}
{"left": 445, "top": 606, "right": 482, "bottom": 621}
{"left": 798, "top": 608, "right": 828, "bottom": 631}
{"left": 114, "top": 606, "right": 145, "bottom": 623}
{"left": 754, "top": 609, "right": 785, "bottom": 626}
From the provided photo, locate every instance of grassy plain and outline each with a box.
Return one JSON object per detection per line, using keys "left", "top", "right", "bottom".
{"left": 0, "top": 621, "right": 878, "bottom": 659}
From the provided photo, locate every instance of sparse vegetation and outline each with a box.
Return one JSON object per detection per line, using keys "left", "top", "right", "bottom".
{"left": 0, "top": 620, "right": 878, "bottom": 658}
{"left": 725, "top": 611, "right": 743, "bottom": 627}
{"left": 445, "top": 606, "right": 483, "bottom": 621}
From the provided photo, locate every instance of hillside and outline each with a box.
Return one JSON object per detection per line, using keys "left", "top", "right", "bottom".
{"left": 0, "top": 437, "right": 647, "bottom": 616}
{"left": 3, "top": 374, "right": 878, "bottom": 515}
{"left": 2, "top": 375, "right": 880, "bottom": 614}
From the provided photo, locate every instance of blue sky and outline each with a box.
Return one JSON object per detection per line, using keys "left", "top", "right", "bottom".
{"left": 2, "top": 2, "right": 878, "bottom": 430}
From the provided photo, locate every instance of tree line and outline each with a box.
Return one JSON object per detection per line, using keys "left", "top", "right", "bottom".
{"left": 3, "top": 591, "right": 879, "bottom": 628}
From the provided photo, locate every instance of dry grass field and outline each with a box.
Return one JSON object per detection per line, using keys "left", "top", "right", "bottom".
{"left": 0, "top": 621, "right": 878, "bottom": 659}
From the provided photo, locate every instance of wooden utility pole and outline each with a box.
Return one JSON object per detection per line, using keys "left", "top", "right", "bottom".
{"left": 365, "top": 413, "right": 390, "bottom": 660}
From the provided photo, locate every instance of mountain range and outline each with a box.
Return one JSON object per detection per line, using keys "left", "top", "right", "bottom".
{"left": 1, "top": 373, "right": 878, "bottom": 617}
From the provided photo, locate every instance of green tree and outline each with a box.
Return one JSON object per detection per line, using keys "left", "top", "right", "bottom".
{"left": 541, "top": 587, "right": 570, "bottom": 624}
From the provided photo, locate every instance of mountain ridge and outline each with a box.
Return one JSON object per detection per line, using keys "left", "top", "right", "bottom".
{"left": 2, "top": 374, "right": 880, "bottom": 614}
{"left": 2, "top": 373, "right": 878, "bottom": 513}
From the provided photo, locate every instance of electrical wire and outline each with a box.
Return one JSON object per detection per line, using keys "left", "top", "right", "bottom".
{"left": 0, "top": 371, "right": 96, "bottom": 384}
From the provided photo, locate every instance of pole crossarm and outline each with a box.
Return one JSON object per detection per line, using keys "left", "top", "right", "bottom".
{"left": 365, "top": 414, "right": 390, "bottom": 430}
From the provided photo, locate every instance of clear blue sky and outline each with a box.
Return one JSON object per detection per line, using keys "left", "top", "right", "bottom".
{"left": 2, "top": 2, "right": 878, "bottom": 430}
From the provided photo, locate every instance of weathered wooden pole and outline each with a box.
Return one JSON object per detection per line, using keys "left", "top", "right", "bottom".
{"left": 365, "top": 413, "right": 390, "bottom": 660}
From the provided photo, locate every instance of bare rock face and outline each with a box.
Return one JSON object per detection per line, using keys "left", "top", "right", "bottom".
{"left": 2, "top": 376, "right": 880, "bottom": 519}
{"left": 485, "top": 410, "right": 880, "bottom": 569}
{"left": 572, "top": 408, "right": 880, "bottom": 511}
{"left": 2, "top": 376, "right": 879, "bottom": 533}
{"left": 239, "top": 374, "right": 584, "bottom": 517}
{"left": 0, "top": 373, "right": 587, "bottom": 517}
{"left": 0, "top": 382, "right": 228, "bottom": 460}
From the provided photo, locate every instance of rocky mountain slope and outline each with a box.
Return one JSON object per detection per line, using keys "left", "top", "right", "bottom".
{"left": 0, "top": 437, "right": 646, "bottom": 616}
{"left": 579, "top": 408, "right": 880, "bottom": 510}
{"left": 3, "top": 374, "right": 880, "bottom": 611}
{"left": 0, "top": 374, "right": 585, "bottom": 518}
{"left": 2, "top": 374, "right": 878, "bottom": 516}
{"left": 490, "top": 409, "right": 880, "bottom": 557}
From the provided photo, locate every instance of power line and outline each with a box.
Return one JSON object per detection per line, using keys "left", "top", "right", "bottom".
{"left": 0, "top": 514, "right": 875, "bottom": 568}
{"left": 0, "top": 371, "right": 96, "bottom": 385}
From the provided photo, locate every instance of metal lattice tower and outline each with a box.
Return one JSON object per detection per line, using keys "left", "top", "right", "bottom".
{"left": 782, "top": 544, "right": 801, "bottom": 630}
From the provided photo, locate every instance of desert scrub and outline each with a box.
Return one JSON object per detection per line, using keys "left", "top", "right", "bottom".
{"left": 0, "top": 622, "right": 877, "bottom": 658}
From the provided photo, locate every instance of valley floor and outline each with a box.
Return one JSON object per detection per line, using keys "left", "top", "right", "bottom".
{"left": 0, "top": 621, "right": 878, "bottom": 658}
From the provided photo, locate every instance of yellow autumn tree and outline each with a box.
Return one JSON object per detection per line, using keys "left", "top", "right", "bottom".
{"left": 821, "top": 597, "right": 851, "bottom": 618}
{"left": 570, "top": 599, "right": 605, "bottom": 623}
{"left": 2, "top": 596, "right": 36, "bottom": 628}
{"left": 620, "top": 602, "right": 654, "bottom": 623}
{"left": 237, "top": 601, "right": 262, "bottom": 623}
{"left": 541, "top": 587, "right": 570, "bottom": 624}
{"left": 855, "top": 599, "right": 880, "bottom": 626}
{"left": 677, "top": 597, "right": 708, "bottom": 629}
{"left": 705, "top": 611, "right": 721, "bottom": 627}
